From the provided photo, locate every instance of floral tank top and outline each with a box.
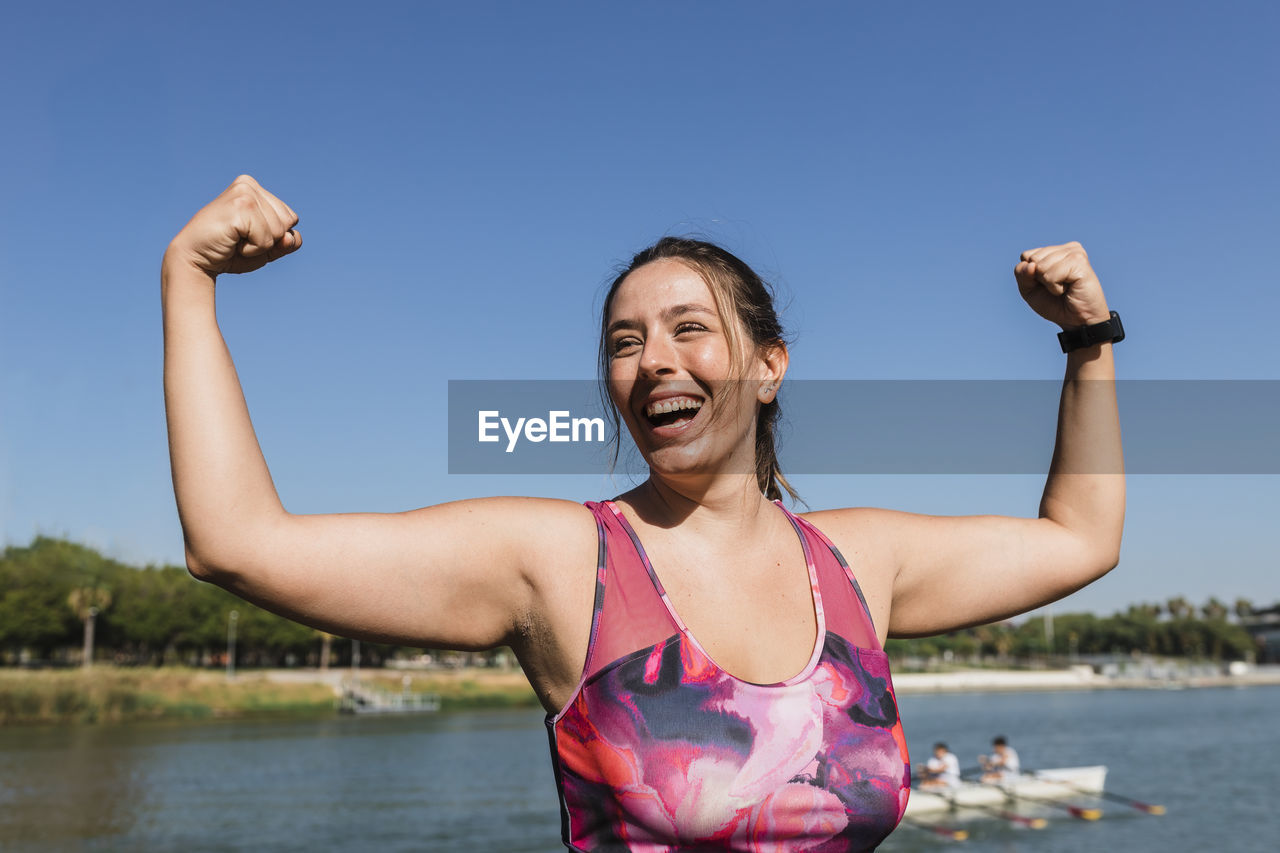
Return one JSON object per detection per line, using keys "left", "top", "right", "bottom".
{"left": 545, "top": 500, "right": 911, "bottom": 851}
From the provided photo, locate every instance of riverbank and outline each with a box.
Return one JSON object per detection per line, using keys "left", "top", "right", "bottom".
{"left": 0, "top": 666, "right": 539, "bottom": 725}
{"left": 6, "top": 662, "right": 1279, "bottom": 725}
{"left": 0, "top": 667, "right": 337, "bottom": 725}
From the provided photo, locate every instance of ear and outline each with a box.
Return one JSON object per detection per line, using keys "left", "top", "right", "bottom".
{"left": 756, "top": 341, "right": 789, "bottom": 403}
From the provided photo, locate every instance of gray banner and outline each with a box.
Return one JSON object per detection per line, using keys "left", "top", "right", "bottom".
{"left": 447, "top": 380, "right": 1279, "bottom": 474}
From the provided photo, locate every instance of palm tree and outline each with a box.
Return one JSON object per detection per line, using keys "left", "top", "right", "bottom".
{"left": 1166, "top": 596, "right": 1191, "bottom": 621}
{"left": 1234, "top": 598, "right": 1254, "bottom": 622}
{"left": 1201, "top": 597, "right": 1229, "bottom": 622}
{"left": 68, "top": 586, "right": 112, "bottom": 668}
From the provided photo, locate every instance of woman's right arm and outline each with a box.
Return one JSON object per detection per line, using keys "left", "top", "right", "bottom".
{"left": 162, "top": 176, "right": 593, "bottom": 652}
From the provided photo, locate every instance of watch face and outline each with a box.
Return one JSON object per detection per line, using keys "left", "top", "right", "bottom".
{"left": 1108, "top": 312, "right": 1124, "bottom": 343}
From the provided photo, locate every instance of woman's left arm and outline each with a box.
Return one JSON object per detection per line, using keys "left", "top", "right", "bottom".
{"left": 813, "top": 242, "right": 1124, "bottom": 637}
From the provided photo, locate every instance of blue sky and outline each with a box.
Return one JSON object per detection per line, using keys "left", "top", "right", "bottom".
{"left": 2, "top": 1, "right": 1276, "bottom": 617}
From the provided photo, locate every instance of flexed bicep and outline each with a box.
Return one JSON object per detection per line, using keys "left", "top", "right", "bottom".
{"left": 195, "top": 497, "right": 597, "bottom": 652}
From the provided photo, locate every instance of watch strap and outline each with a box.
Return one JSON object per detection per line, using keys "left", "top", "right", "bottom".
{"left": 1058, "top": 310, "right": 1124, "bottom": 353}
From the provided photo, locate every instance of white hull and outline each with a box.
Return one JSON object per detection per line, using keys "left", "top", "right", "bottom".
{"left": 905, "top": 766, "right": 1108, "bottom": 816}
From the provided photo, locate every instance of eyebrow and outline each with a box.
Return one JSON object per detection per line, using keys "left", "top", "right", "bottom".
{"left": 606, "top": 303, "right": 718, "bottom": 336}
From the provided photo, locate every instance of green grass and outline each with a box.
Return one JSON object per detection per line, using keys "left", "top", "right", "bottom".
{"left": 0, "top": 666, "right": 543, "bottom": 725}
{"left": 0, "top": 668, "right": 336, "bottom": 725}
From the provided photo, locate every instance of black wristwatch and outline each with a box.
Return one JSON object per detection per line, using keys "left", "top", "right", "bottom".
{"left": 1058, "top": 311, "right": 1124, "bottom": 353}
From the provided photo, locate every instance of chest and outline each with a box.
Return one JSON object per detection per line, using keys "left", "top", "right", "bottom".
{"left": 551, "top": 630, "right": 911, "bottom": 851}
{"left": 632, "top": 530, "right": 819, "bottom": 685}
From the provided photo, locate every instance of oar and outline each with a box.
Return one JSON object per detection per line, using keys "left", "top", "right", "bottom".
{"left": 1028, "top": 770, "right": 1166, "bottom": 815}
{"left": 957, "top": 768, "right": 1099, "bottom": 821}
{"left": 911, "top": 786, "right": 1047, "bottom": 830}
{"left": 1002, "top": 788, "right": 1102, "bottom": 821}
{"left": 900, "top": 816, "right": 969, "bottom": 841}
{"left": 964, "top": 802, "right": 1049, "bottom": 830}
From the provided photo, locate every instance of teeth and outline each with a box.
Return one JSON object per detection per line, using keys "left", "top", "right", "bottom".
{"left": 646, "top": 397, "right": 704, "bottom": 417}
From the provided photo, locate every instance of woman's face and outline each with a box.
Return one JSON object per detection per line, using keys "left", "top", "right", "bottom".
{"left": 605, "top": 259, "right": 777, "bottom": 481}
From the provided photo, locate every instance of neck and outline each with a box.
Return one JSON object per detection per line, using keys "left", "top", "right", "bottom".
{"left": 622, "top": 472, "right": 777, "bottom": 533}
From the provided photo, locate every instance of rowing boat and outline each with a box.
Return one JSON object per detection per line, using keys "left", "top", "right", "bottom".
{"left": 904, "top": 765, "right": 1107, "bottom": 816}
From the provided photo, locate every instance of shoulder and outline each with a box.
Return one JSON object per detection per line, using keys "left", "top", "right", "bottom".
{"left": 414, "top": 496, "right": 598, "bottom": 578}
{"left": 476, "top": 495, "right": 598, "bottom": 554}
{"left": 495, "top": 496, "right": 600, "bottom": 583}
{"left": 432, "top": 494, "right": 595, "bottom": 531}
{"left": 795, "top": 506, "right": 915, "bottom": 569}
{"left": 798, "top": 505, "right": 937, "bottom": 544}
{"left": 795, "top": 507, "right": 905, "bottom": 639}
{"left": 798, "top": 506, "right": 896, "bottom": 539}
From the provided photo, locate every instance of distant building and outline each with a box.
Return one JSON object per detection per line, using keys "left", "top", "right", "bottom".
{"left": 1241, "top": 604, "right": 1280, "bottom": 664}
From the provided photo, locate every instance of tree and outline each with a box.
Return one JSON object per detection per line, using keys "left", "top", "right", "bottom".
{"left": 1234, "top": 598, "right": 1254, "bottom": 622}
{"left": 1202, "top": 597, "right": 1229, "bottom": 622}
{"left": 68, "top": 586, "right": 113, "bottom": 667}
{"left": 1166, "top": 596, "right": 1192, "bottom": 621}
{"left": 317, "top": 630, "right": 334, "bottom": 670}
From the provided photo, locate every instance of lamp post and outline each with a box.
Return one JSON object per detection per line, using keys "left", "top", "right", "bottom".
{"left": 226, "top": 610, "right": 239, "bottom": 680}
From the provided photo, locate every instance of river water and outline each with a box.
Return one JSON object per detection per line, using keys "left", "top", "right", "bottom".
{"left": 1, "top": 685, "right": 1275, "bottom": 852}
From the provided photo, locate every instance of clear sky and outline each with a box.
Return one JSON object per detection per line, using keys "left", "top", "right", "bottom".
{"left": 2, "top": 1, "right": 1276, "bottom": 617}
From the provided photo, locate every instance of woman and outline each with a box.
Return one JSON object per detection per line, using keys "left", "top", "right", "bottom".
{"left": 163, "top": 176, "right": 1123, "bottom": 851}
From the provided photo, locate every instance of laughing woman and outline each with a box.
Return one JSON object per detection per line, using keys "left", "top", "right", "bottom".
{"left": 162, "top": 175, "right": 1123, "bottom": 851}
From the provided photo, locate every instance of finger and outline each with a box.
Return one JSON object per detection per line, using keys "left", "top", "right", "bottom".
{"left": 265, "top": 228, "right": 303, "bottom": 261}
{"left": 227, "top": 174, "right": 262, "bottom": 193}
{"left": 230, "top": 177, "right": 296, "bottom": 252}
{"left": 1034, "top": 248, "right": 1092, "bottom": 288}
{"left": 280, "top": 228, "right": 303, "bottom": 254}
{"left": 1026, "top": 256, "right": 1068, "bottom": 296}
{"left": 261, "top": 187, "right": 299, "bottom": 232}
{"left": 1027, "top": 246, "right": 1072, "bottom": 280}
{"left": 1014, "top": 261, "right": 1038, "bottom": 296}
{"left": 1017, "top": 257, "right": 1067, "bottom": 297}
{"left": 237, "top": 197, "right": 283, "bottom": 258}
{"left": 258, "top": 193, "right": 289, "bottom": 240}
{"left": 1021, "top": 246, "right": 1064, "bottom": 269}
{"left": 1022, "top": 241, "right": 1087, "bottom": 268}
{"left": 245, "top": 188, "right": 299, "bottom": 257}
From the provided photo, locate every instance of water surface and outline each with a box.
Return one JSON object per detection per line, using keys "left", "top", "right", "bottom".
{"left": 1, "top": 686, "right": 1275, "bottom": 851}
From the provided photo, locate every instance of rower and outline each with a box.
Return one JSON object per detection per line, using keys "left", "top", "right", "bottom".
{"left": 920, "top": 742, "right": 961, "bottom": 789}
{"left": 980, "top": 735, "right": 1021, "bottom": 783}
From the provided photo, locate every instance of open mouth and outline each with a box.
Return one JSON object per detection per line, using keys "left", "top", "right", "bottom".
{"left": 644, "top": 395, "right": 705, "bottom": 430}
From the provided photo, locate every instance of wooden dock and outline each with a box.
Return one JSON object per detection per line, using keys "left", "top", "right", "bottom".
{"left": 339, "top": 680, "right": 441, "bottom": 714}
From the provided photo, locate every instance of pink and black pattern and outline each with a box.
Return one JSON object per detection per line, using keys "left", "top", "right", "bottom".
{"left": 547, "top": 501, "right": 910, "bottom": 852}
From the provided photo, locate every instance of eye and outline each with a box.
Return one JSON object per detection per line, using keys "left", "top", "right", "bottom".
{"left": 610, "top": 336, "right": 641, "bottom": 356}
{"left": 675, "top": 322, "right": 708, "bottom": 335}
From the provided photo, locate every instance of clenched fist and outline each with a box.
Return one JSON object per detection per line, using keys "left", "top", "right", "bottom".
{"left": 164, "top": 175, "right": 301, "bottom": 277}
{"left": 1015, "top": 242, "right": 1110, "bottom": 329}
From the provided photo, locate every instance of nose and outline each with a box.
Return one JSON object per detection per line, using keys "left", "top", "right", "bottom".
{"left": 638, "top": 334, "right": 677, "bottom": 378}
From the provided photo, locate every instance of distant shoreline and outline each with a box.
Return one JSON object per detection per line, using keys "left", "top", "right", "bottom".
{"left": 3, "top": 663, "right": 1277, "bottom": 726}
{"left": 892, "top": 664, "right": 1280, "bottom": 694}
